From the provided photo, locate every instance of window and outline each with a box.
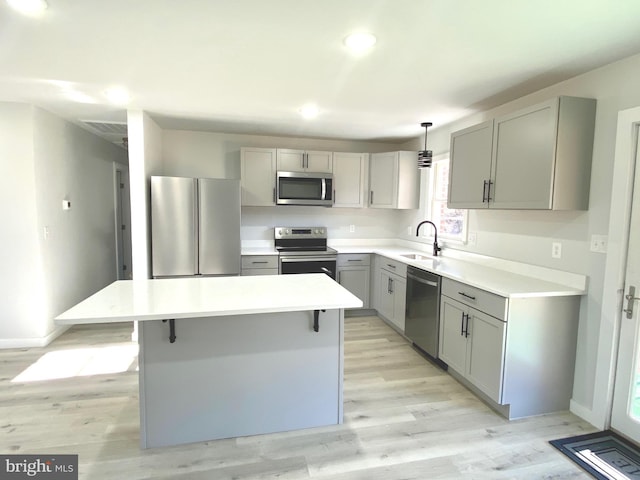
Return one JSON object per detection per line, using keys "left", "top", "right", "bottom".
{"left": 424, "top": 157, "right": 467, "bottom": 242}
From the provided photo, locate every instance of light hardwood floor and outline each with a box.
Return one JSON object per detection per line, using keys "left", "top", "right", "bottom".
{"left": 0, "top": 316, "right": 594, "bottom": 479}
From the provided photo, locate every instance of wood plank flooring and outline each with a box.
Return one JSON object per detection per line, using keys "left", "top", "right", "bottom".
{"left": 0, "top": 316, "right": 595, "bottom": 479}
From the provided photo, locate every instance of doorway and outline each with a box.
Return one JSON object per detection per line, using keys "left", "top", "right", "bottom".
{"left": 611, "top": 128, "right": 640, "bottom": 442}
{"left": 114, "top": 166, "right": 132, "bottom": 280}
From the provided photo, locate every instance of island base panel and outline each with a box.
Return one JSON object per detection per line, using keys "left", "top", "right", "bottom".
{"left": 138, "top": 309, "right": 344, "bottom": 448}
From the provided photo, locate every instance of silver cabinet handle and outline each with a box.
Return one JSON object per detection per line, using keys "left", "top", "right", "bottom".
{"left": 370, "top": 191, "right": 374, "bottom": 204}
{"left": 624, "top": 285, "right": 640, "bottom": 319}
{"left": 347, "top": 259, "right": 362, "bottom": 262}
{"left": 389, "top": 278, "right": 394, "bottom": 293}
{"left": 251, "top": 261, "right": 269, "bottom": 265}
{"left": 482, "top": 180, "right": 488, "bottom": 203}
{"left": 387, "top": 264, "right": 396, "bottom": 269}
{"left": 458, "top": 291, "right": 476, "bottom": 301}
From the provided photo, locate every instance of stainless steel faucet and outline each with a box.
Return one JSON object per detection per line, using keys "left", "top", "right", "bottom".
{"left": 416, "top": 220, "right": 442, "bottom": 256}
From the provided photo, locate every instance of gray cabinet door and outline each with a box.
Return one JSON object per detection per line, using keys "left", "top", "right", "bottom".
{"left": 151, "top": 176, "right": 197, "bottom": 277}
{"left": 378, "top": 270, "right": 395, "bottom": 321}
{"left": 305, "top": 151, "right": 333, "bottom": 173}
{"left": 198, "top": 179, "right": 241, "bottom": 276}
{"left": 338, "top": 267, "right": 370, "bottom": 308}
{"left": 241, "top": 148, "right": 276, "bottom": 206}
{"left": 491, "top": 99, "right": 558, "bottom": 209}
{"left": 438, "top": 296, "right": 468, "bottom": 374}
{"left": 276, "top": 149, "right": 305, "bottom": 171}
{"left": 466, "top": 308, "right": 506, "bottom": 403}
{"left": 369, "top": 152, "right": 397, "bottom": 208}
{"left": 333, "top": 152, "right": 366, "bottom": 208}
{"left": 448, "top": 120, "right": 494, "bottom": 209}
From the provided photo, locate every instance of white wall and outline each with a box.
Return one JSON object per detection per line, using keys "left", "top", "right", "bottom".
{"left": 0, "top": 103, "right": 128, "bottom": 347}
{"left": 161, "top": 130, "right": 404, "bottom": 241}
{"left": 127, "top": 110, "right": 163, "bottom": 279}
{"left": 0, "top": 104, "right": 47, "bottom": 344}
{"left": 399, "top": 52, "right": 640, "bottom": 426}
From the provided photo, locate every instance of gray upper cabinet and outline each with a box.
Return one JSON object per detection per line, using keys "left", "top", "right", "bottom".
{"left": 369, "top": 151, "right": 420, "bottom": 209}
{"left": 332, "top": 152, "right": 368, "bottom": 208}
{"left": 241, "top": 147, "right": 276, "bottom": 206}
{"left": 448, "top": 120, "right": 494, "bottom": 209}
{"left": 448, "top": 96, "right": 596, "bottom": 210}
{"left": 276, "top": 149, "right": 333, "bottom": 173}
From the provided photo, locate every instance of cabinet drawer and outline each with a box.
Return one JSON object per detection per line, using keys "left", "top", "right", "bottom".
{"left": 441, "top": 278, "right": 507, "bottom": 320}
{"left": 338, "top": 253, "right": 371, "bottom": 267}
{"left": 241, "top": 268, "right": 279, "bottom": 276}
{"left": 241, "top": 255, "right": 278, "bottom": 269}
{"left": 379, "top": 257, "right": 407, "bottom": 277}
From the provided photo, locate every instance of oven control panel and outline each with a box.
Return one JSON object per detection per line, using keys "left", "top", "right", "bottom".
{"left": 275, "top": 227, "right": 326, "bottom": 239}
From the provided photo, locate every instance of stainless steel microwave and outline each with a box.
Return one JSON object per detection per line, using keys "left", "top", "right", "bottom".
{"left": 276, "top": 171, "right": 333, "bottom": 206}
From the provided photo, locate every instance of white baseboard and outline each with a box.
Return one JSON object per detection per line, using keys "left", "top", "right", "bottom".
{"left": 570, "top": 399, "right": 605, "bottom": 430}
{"left": 0, "top": 325, "right": 70, "bottom": 349}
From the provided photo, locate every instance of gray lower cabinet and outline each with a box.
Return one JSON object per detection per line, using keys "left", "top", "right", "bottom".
{"left": 440, "top": 295, "right": 506, "bottom": 403}
{"left": 337, "top": 254, "right": 370, "bottom": 308}
{"left": 439, "top": 277, "right": 580, "bottom": 419}
{"left": 376, "top": 258, "right": 407, "bottom": 331}
{"left": 241, "top": 255, "right": 279, "bottom": 276}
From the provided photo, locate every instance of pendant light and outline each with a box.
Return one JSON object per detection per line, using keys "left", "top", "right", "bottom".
{"left": 418, "top": 122, "right": 433, "bottom": 168}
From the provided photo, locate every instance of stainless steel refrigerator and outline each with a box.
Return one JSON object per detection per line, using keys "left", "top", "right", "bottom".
{"left": 151, "top": 176, "right": 241, "bottom": 278}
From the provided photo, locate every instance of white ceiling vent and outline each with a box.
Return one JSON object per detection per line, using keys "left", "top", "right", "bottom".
{"left": 81, "top": 121, "right": 128, "bottom": 147}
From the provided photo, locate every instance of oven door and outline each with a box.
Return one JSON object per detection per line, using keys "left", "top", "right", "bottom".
{"left": 279, "top": 256, "right": 337, "bottom": 280}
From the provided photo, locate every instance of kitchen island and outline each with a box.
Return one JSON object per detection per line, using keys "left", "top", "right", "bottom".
{"left": 56, "top": 274, "right": 362, "bottom": 448}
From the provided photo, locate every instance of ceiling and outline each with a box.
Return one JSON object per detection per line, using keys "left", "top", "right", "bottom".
{"left": 2, "top": 0, "right": 640, "bottom": 145}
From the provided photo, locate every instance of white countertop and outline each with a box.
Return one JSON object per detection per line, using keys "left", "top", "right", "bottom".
{"left": 241, "top": 247, "right": 278, "bottom": 255}
{"left": 56, "top": 274, "right": 362, "bottom": 325}
{"left": 331, "top": 244, "right": 586, "bottom": 298}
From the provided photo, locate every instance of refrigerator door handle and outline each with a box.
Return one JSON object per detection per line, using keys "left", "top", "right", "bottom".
{"left": 194, "top": 178, "right": 200, "bottom": 275}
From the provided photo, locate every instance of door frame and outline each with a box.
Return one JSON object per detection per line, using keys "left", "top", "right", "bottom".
{"left": 586, "top": 106, "right": 640, "bottom": 429}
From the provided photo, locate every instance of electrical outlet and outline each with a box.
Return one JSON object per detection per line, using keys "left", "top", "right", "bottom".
{"left": 44, "top": 226, "right": 50, "bottom": 240}
{"left": 552, "top": 242, "right": 562, "bottom": 259}
{"left": 349, "top": 224, "right": 355, "bottom": 233}
{"left": 590, "top": 234, "right": 608, "bottom": 253}
{"left": 407, "top": 225, "right": 412, "bottom": 236}
{"left": 468, "top": 232, "right": 477, "bottom": 246}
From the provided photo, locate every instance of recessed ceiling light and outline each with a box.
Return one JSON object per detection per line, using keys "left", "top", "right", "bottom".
{"left": 6, "top": 0, "right": 48, "bottom": 16}
{"left": 299, "top": 104, "right": 319, "bottom": 119}
{"left": 104, "top": 87, "right": 131, "bottom": 106}
{"left": 344, "top": 32, "right": 377, "bottom": 54}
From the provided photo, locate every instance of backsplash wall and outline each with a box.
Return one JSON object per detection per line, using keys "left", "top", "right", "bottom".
{"left": 241, "top": 206, "right": 401, "bottom": 243}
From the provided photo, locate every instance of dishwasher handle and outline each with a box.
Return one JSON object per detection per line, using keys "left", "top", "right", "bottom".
{"left": 407, "top": 271, "right": 439, "bottom": 287}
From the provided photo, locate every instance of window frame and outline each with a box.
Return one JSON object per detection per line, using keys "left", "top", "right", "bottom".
{"left": 420, "top": 153, "right": 468, "bottom": 244}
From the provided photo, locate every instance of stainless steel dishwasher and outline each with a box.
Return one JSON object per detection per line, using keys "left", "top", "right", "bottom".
{"left": 405, "top": 266, "right": 442, "bottom": 363}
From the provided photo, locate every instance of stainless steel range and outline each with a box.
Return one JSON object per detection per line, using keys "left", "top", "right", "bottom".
{"left": 275, "top": 227, "right": 337, "bottom": 279}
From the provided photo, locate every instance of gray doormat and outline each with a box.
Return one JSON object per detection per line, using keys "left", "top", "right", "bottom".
{"left": 550, "top": 430, "right": 640, "bottom": 479}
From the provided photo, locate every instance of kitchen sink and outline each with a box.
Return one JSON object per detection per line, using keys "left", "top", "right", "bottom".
{"left": 401, "top": 253, "right": 433, "bottom": 261}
